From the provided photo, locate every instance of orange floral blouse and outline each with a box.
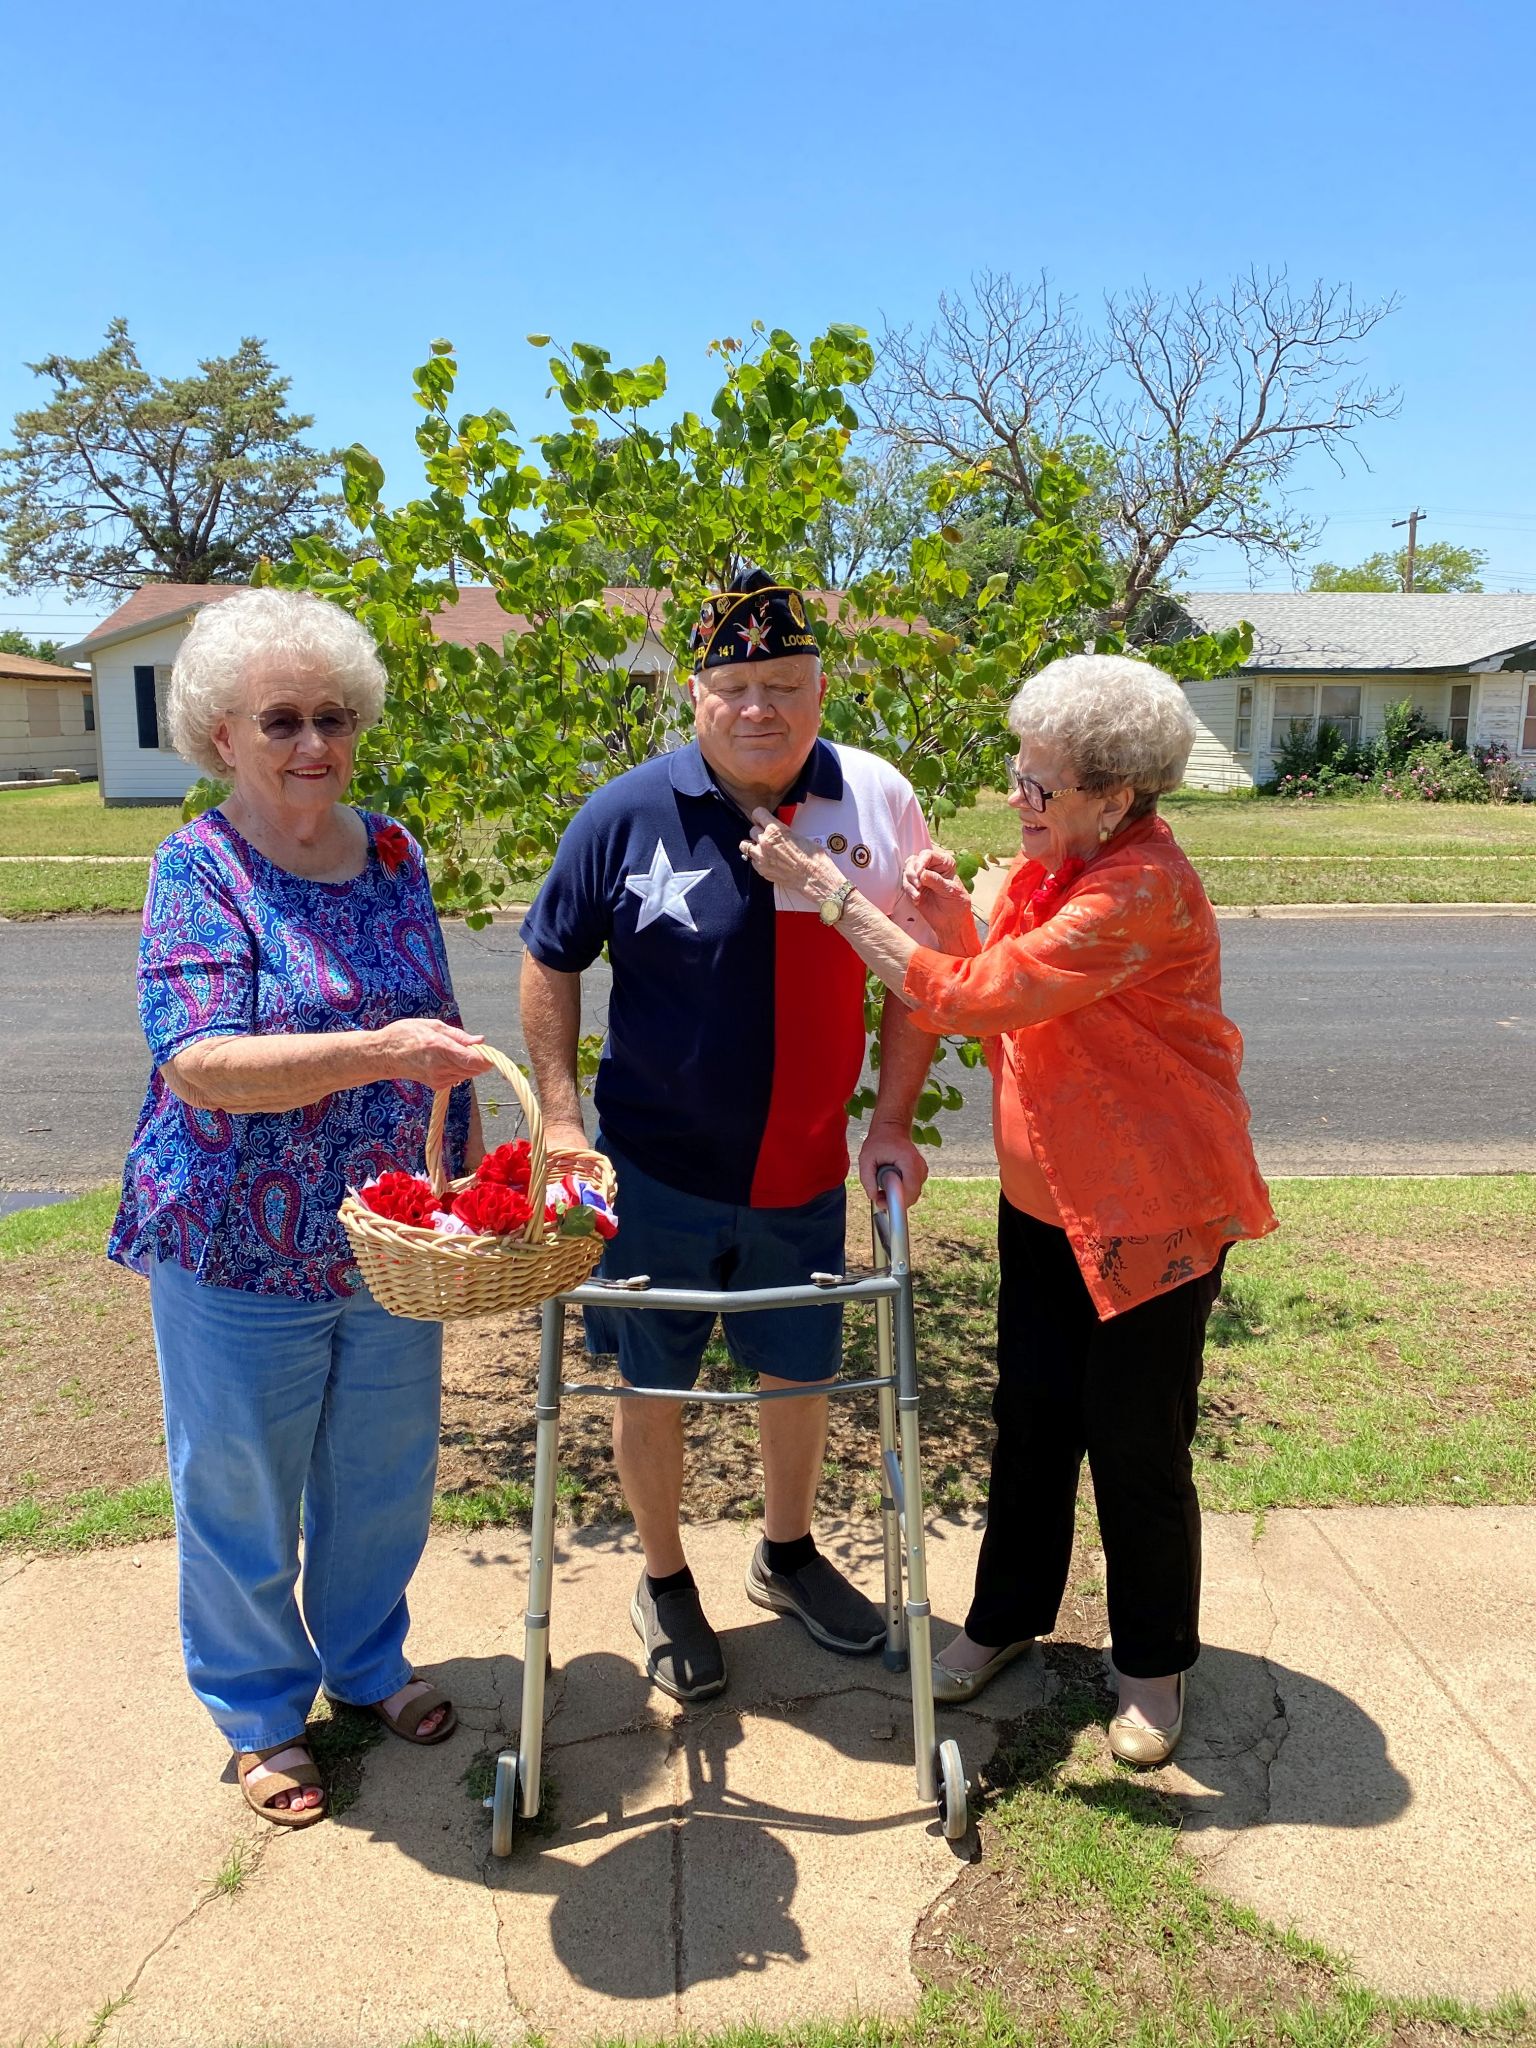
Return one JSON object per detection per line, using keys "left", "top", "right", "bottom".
{"left": 903, "top": 815, "right": 1276, "bottom": 1319}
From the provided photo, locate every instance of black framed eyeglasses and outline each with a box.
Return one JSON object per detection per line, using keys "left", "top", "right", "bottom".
{"left": 1006, "top": 760, "right": 1086, "bottom": 812}
{"left": 248, "top": 705, "right": 361, "bottom": 744}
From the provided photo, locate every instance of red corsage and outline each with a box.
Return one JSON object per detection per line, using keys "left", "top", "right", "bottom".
{"left": 452, "top": 1181, "right": 534, "bottom": 1236}
{"left": 1028, "top": 855, "right": 1086, "bottom": 922}
{"left": 477, "top": 1140, "right": 533, "bottom": 1190}
{"left": 374, "top": 822, "right": 412, "bottom": 876}
{"left": 360, "top": 1171, "right": 441, "bottom": 1226}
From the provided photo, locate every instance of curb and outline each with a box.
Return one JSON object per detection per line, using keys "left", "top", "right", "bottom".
{"left": 1214, "top": 901, "right": 1536, "bottom": 919}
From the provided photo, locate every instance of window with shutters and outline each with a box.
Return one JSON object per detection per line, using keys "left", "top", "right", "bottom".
{"left": 134, "top": 665, "right": 179, "bottom": 752}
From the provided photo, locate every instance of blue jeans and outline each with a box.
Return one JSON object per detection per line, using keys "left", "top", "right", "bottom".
{"left": 148, "top": 1257, "right": 442, "bottom": 1753}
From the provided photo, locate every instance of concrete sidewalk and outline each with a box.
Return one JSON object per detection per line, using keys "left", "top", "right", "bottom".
{"left": 3, "top": 1508, "right": 1533, "bottom": 2047}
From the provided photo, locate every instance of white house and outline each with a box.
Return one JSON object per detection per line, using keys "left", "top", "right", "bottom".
{"left": 1176, "top": 592, "right": 1536, "bottom": 792}
{"left": 0, "top": 649, "right": 97, "bottom": 782}
{"left": 61, "top": 582, "right": 677, "bottom": 805}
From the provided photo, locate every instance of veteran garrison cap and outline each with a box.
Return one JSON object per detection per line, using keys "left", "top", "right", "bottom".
{"left": 690, "top": 565, "right": 821, "bottom": 669}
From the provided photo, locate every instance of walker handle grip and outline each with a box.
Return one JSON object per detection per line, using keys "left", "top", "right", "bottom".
{"left": 875, "top": 1164, "right": 910, "bottom": 1270}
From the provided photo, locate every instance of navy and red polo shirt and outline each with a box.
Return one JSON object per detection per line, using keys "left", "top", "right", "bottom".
{"left": 520, "top": 738, "right": 933, "bottom": 1209}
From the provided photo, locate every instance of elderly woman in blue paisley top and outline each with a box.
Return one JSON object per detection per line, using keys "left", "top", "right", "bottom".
{"left": 109, "top": 589, "right": 492, "bottom": 1830}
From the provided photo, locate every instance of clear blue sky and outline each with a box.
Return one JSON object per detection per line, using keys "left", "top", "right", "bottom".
{"left": 3, "top": 0, "right": 1534, "bottom": 639}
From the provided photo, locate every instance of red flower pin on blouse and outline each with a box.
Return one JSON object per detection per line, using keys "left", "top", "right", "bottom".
{"left": 1028, "top": 855, "right": 1086, "bottom": 922}
{"left": 374, "top": 823, "right": 412, "bottom": 876}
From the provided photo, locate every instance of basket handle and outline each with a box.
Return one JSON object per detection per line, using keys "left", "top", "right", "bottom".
{"left": 425, "top": 1045, "right": 548, "bottom": 1248}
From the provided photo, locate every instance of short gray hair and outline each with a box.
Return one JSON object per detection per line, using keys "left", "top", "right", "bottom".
{"left": 1008, "top": 653, "right": 1197, "bottom": 817}
{"left": 167, "top": 589, "right": 388, "bottom": 776}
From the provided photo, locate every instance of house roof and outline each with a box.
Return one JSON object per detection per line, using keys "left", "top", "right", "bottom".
{"left": 62, "top": 580, "right": 676, "bottom": 660}
{"left": 1178, "top": 591, "right": 1536, "bottom": 674}
{"left": 0, "top": 651, "right": 93, "bottom": 685}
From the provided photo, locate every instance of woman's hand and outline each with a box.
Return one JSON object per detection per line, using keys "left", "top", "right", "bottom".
{"left": 742, "top": 810, "right": 841, "bottom": 898}
{"left": 374, "top": 1019, "right": 494, "bottom": 1090}
{"left": 903, "top": 846, "right": 975, "bottom": 946}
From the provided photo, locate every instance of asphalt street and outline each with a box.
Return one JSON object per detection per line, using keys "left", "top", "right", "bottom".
{"left": 1, "top": 915, "right": 1532, "bottom": 1194}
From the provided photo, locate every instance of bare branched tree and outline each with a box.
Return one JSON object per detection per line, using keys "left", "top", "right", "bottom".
{"left": 871, "top": 269, "right": 1399, "bottom": 625}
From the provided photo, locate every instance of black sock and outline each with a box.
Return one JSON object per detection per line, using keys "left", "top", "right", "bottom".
{"left": 765, "top": 1532, "right": 817, "bottom": 1575}
{"left": 646, "top": 1565, "right": 695, "bottom": 1599}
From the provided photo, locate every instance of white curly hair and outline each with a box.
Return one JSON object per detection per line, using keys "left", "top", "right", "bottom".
{"left": 1008, "top": 653, "right": 1197, "bottom": 818}
{"left": 167, "top": 589, "right": 388, "bottom": 777}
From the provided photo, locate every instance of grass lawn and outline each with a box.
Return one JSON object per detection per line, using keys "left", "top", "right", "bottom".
{"left": 5, "top": 1181, "right": 1532, "bottom": 2048}
{"left": 0, "top": 783, "right": 177, "bottom": 918}
{"left": 0, "top": 781, "right": 180, "bottom": 855}
{"left": 4, "top": 780, "right": 1536, "bottom": 918}
{"left": 954, "top": 790, "right": 1536, "bottom": 904}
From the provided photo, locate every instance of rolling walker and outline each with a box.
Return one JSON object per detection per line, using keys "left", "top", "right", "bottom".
{"left": 486, "top": 1166, "right": 969, "bottom": 1852}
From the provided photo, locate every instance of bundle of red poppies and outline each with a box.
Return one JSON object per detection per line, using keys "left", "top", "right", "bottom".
{"left": 357, "top": 1137, "right": 617, "bottom": 1242}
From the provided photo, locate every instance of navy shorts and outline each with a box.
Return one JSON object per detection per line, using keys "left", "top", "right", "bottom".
{"left": 583, "top": 1139, "right": 847, "bottom": 1391}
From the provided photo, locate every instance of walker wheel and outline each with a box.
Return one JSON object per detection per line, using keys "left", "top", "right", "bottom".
{"left": 488, "top": 1748, "right": 520, "bottom": 1857}
{"left": 936, "top": 1738, "right": 969, "bottom": 1841}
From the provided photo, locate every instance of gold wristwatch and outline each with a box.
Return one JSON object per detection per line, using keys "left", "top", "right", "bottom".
{"left": 818, "top": 878, "right": 856, "bottom": 926}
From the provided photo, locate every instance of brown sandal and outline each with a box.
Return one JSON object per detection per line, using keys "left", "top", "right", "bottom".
{"left": 237, "top": 1740, "right": 328, "bottom": 1827}
{"left": 328, "top": 1677, "right": 458, "bottom": 1746}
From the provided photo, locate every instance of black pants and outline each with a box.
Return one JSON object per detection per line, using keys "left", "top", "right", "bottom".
{"left": 965, "top": 1199, "right": 1226, "bottom": 1679}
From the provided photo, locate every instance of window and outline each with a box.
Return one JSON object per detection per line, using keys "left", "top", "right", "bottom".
{"left": 134, "top": 664, "right": 178, "bottom": 752}
{"left": 1448, "top": 683, "right": 1471, "bottom": 750}
{"left": 83, "top": 691, "right": 95, "bottom": 733}
{"left": 1234, "top": 685, "right": 1253, "bottom": 753}
{"left": 1318, "top": 684, "right": 1362, "bottom": 748}
{"left": 1524, "top": 682, "right": 1536, "bottom": 754}
{"left": 1270, "top": 684, "right": 1315, "bottom": 753}
{"left": 1269, "top": 682, "right": 1361, "bottom": 754}
{"left": 25, "top": 687, "right": 62, "bottom": 739}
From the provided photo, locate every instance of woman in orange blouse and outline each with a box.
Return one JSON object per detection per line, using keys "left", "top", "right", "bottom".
{"left": 743, "top": 654, "right": 1275, "bottom": 1764}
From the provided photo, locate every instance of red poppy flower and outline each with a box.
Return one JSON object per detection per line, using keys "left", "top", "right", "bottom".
{"left": 1028, "top": 855, "right": 1086, "bottom": 922}
{"left": 477, "top": 1140, "right": 533, "bottom": 1189}
{"left": 452, "top": 1182, "right": 535, "bottom": 1236}
{"left": 360, "top": 1171, "right": 441, "bottom": 1226}
{"left": 375, "top": 823, "right": 412, "bottom": 876}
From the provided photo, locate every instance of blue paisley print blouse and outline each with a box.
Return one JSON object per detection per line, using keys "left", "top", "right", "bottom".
{"left": 109, "top": 808, "right": 471, "bottom": 1299}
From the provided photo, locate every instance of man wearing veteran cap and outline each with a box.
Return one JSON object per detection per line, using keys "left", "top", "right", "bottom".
{"left": 520, "top": 567, "right": 937, "bottom": 1701}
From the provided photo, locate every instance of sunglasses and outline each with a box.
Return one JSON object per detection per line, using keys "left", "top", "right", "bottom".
{"left": 247, "top": 704, "right": 361, "bottom": 744}
{"left": 1006, "top": 761, "right": 1087, "bottom": 812}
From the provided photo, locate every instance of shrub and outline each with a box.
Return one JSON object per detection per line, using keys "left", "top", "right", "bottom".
{"left": 1475, "top": 740, "right": 1532, "bottom": 804}
{"left": 1377, "top": 697, "right": 1442, "bottom": 771}
{"left": 1380, "top": 739, "right": 1489, "bottom": 803}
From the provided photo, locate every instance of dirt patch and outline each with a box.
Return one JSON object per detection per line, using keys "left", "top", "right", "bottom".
{"left": 0, "top": 1220, "right": 1002, "bottom": 1523}
{"left": 0, "top": 1258, "right": 165, "bottom": 1505}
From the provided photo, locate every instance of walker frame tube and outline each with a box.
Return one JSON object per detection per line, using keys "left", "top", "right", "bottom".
{"left": 509, "top": 1167, "right": 944, "bottom": 1823}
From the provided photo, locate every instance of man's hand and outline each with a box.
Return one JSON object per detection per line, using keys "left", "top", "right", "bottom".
{"left": 858, "top": 1120, "right": 929, "bottom": 1211}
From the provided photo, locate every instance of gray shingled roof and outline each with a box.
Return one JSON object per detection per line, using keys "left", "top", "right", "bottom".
{"left": 1177, "top": 592, "right": 1536, "bottom": 673}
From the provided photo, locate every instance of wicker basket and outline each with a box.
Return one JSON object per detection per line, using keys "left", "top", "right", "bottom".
{"left": 339, "top": 1047, "right": 616, "bottom": 1322}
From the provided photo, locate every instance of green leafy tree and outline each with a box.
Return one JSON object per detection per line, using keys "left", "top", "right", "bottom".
{"left": 1309, "top": 543, "right": 1486, "bottom": 593}
{"left": 0, "top": 629, "right": 63, "bottom": 661}
{"left": 251, "top": 325, "right": 1248, "bottom": 925}
{"left": 248, "top": 324, "right": 1248, "bottom": 1141}
{"left": 0, "top": 318, "right": 343, "bottom": 597}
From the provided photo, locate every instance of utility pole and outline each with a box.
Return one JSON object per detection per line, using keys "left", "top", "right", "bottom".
{"left": 1392, "top": 509, "right": 1426, "bottom": 592}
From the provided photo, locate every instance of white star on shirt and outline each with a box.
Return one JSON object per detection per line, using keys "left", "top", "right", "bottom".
{"left": 624, "top": 839, "right": 712, "bottom": 933}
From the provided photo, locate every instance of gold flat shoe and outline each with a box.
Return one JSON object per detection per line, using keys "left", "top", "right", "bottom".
{"left": 931, "top": 1638, "right": 1033, "bottom": 1704}
{"left": 1108, "top": 1670, "right": 1184, "bottom": 1765}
